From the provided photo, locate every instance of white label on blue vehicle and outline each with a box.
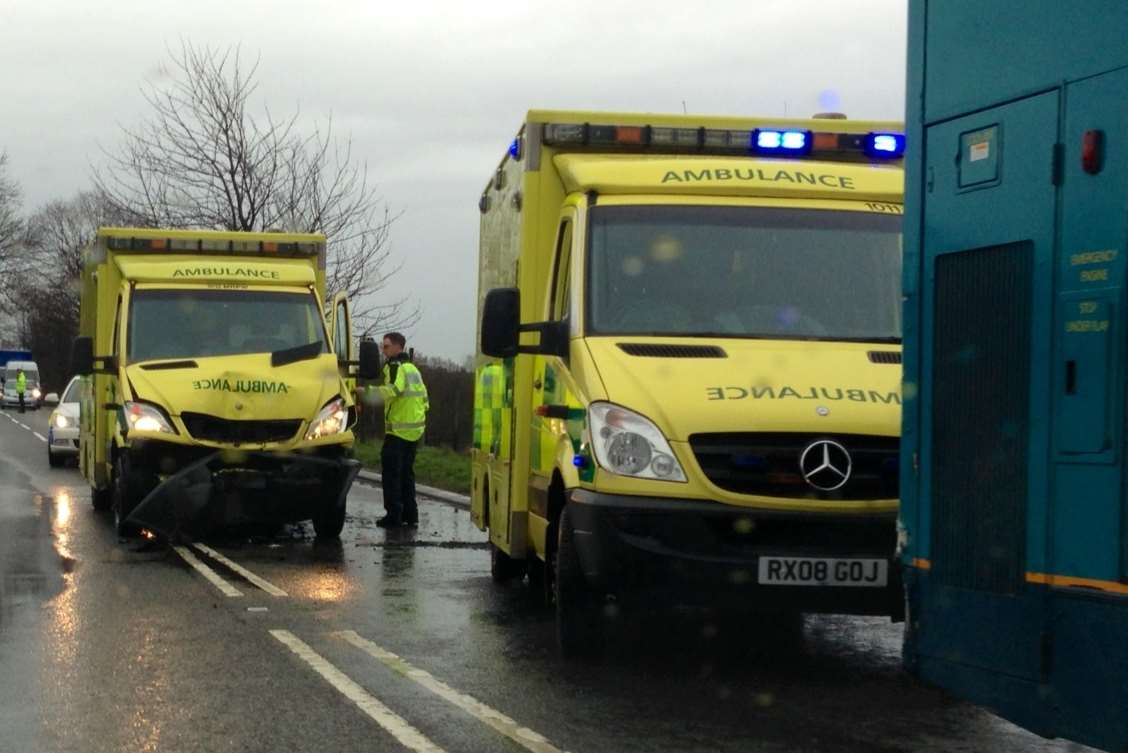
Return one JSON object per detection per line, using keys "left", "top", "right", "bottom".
{"left": 758, "top": 557, "right": 888, "bottom": 587}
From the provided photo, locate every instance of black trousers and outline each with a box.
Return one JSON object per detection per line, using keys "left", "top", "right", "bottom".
{"left": 380, "top": 435, "right": 419, "bottom": 523}
{"left": 17, "top": 393, "right": 25, "bottom": 413}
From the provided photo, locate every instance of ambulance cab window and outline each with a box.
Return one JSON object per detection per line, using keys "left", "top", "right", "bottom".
{"left": 335, "top": 302, "right": 348, "bottom": 358}
{"left": 586, "top": 205, "right": 902, "bottom": 342}
{"left": 550, "top": 220, "right": 573, "bottom": 320}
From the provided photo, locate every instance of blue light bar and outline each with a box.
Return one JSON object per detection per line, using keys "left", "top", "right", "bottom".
{"left": 865, "top": 132, "right": 906, "bottom": 158}
{"left": 756, "top": 130, "right": 783, "bottom": 149}
{"left": 508, "top": 137, "right": 523, "bottom": 160}
{"left": 752, "top": 129, "right": 812, "bottom": 156}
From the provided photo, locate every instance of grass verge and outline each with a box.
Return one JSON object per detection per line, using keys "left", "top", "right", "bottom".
{"left": 353, "top": 439, "right": 471, "bottom": 496}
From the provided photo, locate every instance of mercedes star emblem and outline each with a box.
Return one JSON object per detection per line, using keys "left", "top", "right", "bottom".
{"left": 799, "top": 439, "right": 852, "bottom": 491}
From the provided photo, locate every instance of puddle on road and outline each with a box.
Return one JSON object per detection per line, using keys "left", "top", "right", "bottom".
{"left": 0, "top": 485, "right": 73, "bottom": 630}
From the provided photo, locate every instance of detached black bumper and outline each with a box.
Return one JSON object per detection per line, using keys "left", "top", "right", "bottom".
{"left": 567, "top": 489, "right": 903, "bottom": 617}
{"left": 125, "top": 441, "right": 359, "bottom": 536}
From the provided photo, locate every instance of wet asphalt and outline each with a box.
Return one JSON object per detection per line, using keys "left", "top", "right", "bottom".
{"left": 0, "top": 407, "right": 1098, "bottom": 753}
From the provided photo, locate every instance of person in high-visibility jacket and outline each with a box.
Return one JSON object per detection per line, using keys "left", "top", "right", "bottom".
{"left": 15, "top": 369, "right": 27, "bottom": 414}
{"left": 360, "top": 332, "right": 429, "bottom": 528}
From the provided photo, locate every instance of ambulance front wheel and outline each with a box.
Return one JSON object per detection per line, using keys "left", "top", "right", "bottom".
{"left": 554, "top": 505, "right": 603, "bottom": 657}
{"left": 91, "top": 483, "right": 112, "bottom": 512}
{"left": 489, "top": 542, "right": 524, "bottom": 583}
{"left": 314, "top": 503, "right": 346, "bottom": 540}
{"left": 112, "top": 455, "right": 140, "bottom": 536}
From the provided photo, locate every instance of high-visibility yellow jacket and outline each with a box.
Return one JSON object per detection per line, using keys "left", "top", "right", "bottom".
{"left": 15, "top": 372, "right": 26, "bottom": 395}
{"left": 371, "top": 357, "right": 428, "bottom": 442}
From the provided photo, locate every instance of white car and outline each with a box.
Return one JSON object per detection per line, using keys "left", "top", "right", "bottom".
{"left": 2, "top": 360, "right": 42, "bottom": 409}
{"left": 47, "top": 376, "right": 81, "bottom": 468}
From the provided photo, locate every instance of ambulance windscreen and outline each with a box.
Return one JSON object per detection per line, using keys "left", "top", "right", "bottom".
{"left": 586, "top": 204, "right": 901, "bottom": 342}
{"left": 128, "top": 289, "right": 328, "bottom": 363}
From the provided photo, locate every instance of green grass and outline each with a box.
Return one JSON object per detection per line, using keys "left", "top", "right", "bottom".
{"left": 353, "top": 439, "right": 471, "bottom": 495}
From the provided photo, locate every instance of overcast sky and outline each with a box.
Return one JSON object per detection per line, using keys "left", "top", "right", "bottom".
{"left": 0, "top": 0, "right": 907, "bottom": 363}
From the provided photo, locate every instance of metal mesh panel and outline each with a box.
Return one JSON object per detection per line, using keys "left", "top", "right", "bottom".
{"left": 931, "top": 242, "right": 1031, "bottom": 594}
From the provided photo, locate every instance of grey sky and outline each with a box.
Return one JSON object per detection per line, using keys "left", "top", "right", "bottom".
{"left": 0, "top": 0, "right": 907, "bottom": 362}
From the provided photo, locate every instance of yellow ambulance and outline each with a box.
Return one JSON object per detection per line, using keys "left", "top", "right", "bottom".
{"left": 73, "top": 228, "right": 379, "bottom": 539}
{"left": 473, "top": 111, "right": 905, "bottom": 653}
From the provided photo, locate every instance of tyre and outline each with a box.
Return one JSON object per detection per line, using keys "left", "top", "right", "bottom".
{"left": 489, "top": 541, "right": 524, "bottom": 583}
{"left": 47, "top": 446, "right": 63, "bottom": 468}
{"left": 313, "top": 503, "right": 346, "bottom": 540}
{"left": 554, "top": 505, "right": 603, "bottom": 657}
{"left": 525, "top": 553, "right": 550, "bottom": 606}
{"left": 112, "top": 453, "right": 156, "bottom": 537}
{"left": 91, "top": 483, "right": 112, "bottom": 511}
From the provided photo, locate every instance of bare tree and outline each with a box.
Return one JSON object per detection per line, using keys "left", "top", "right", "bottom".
{"left": 94, "top": 41, "right": 417, "bottom": 332}
{"left": 0, "top": 152, "right": 24, "bottom": 290}
{"left": 6, "top": 192, "right": 126, "bottom": 388}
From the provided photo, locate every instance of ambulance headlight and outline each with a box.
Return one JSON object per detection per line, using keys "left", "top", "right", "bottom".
{"left": 31, "top": 387, "right": 42, "bottom": 400}
{"left": 588, "top": 402, "right": 686, "bottom": 482}
{"left": 54, "top": 413, "right": 70, "bottom": 429}
{"left": 306, "top": 397, "right": 348, "bottom": 440}
{"left": 124, "top": 401, "right": 176, "bottom": 434}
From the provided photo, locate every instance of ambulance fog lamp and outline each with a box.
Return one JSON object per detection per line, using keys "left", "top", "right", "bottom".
{"left": 124, "top": 401, "right": 176, "bottom": 435}
{"left": 587, "top": 402, "right": 687, "bottom": 482}
{"left": 864, "top": 132, "right": 906, "bottom": 158}
{"left": 306, "top": 397, "right": 348, "bottom": 440}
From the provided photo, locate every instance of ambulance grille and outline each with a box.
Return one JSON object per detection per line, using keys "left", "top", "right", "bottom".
{"left": 617, "top": 344, "right": 727, "bottom": 358}
{"left": 689, "top": 433, "right": 899, "bottom": 500}
{"left": 867, "top": 351, "right": 902, "bottom": 364}
{"left": 181, "top": 412, "right": 302, "bottom": 445}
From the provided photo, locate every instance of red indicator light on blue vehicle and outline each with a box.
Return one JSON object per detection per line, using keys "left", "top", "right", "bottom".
{"left": 1082, "top": 129, "right": 1103, "bottom": 175}
{"left": 865, "top": 132, "right": 906, "bottom": 158}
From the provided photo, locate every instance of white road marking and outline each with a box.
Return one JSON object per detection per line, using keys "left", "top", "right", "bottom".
{"left": 270, "top": 630, "right": 447, "bottom": 753}
{"left": 336, "top": 630, "right": 568, "bottom": 753}
{"left": 33, "top": 432, "right": 46, "bottom": 442}
{"left": 172, "top": 545, "right": 244, "bottom": 598}
{"left": 190, "top": 542, "right": 288, "bottom": 596}
{"left": 17, "top": 423, "right": 29, "bottom": 430}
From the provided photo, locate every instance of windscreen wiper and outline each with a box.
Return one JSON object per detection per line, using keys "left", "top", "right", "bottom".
{"left": 271, "top": 341, "right": 323, "bottom": 367}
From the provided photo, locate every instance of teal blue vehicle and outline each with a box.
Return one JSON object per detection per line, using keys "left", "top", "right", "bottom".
{"left": 902, "top": 2, "right": 1128, "bottom": 751}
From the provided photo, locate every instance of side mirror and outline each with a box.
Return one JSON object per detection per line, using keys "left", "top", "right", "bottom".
{"left": 358, "top": 339, "right": 382, "bottom": 380}
{"left": 481, "top": 288, "right": 520, "bottom": 358}
{"left": 72, "top": 337, "right": 94, "bottom": 376}
{"left": 44, "top": 392, "right": 60, "bottom": 406}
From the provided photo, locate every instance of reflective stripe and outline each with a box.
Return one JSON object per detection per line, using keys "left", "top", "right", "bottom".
{"left": 400, "top": 390, "right": 427, "bottom": 398}
{"left": 387, "top": 421, "right": 426, "bottom": 431}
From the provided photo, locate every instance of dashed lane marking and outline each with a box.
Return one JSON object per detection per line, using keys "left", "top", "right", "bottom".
{"left": 271, "top": 630, "right": 448, "bottom": 753}
{"left": 190, "top": 542, "right": 288, "bottom": 596}
{"left": 172, "top": 545, "right": 244, "bottom": 598}
{"left": 336, "top": 630, "right": 569, "bottom": 753}
{"left": 33, "top": 432, "right": 46, "bottom": 443}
